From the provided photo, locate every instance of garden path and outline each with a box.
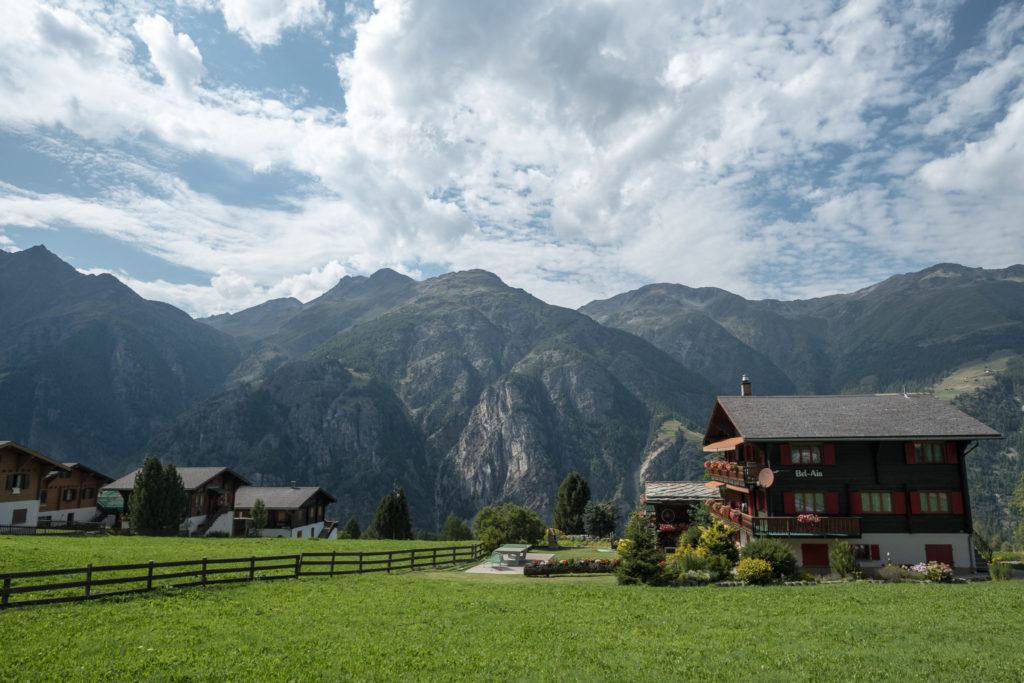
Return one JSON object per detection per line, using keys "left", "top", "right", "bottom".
{"left": 465, "top": 552, "right": 553, "bottom": 575}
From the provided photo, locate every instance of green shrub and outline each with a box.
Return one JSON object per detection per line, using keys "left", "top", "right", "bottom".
{"left": 615, "top": 511, "right": 669, "bottom": 586}
{"left": 697, "top": 522, "right": 739, "bottom": 564}
{"left": 704, "top": 553, "right": 736, "bottom": 582}
{"left": 989, "top": 562, "right": 1013, "bottom": 581}
{"left": 740, "top": 538, "right": 797, "bottom": 578}
{"left": 669, "top": 546, "right": 708, "bottom": 575}
{"left": 877, "top": 564, "right": 905, "bottom": 582}
{"left": 736, "top": 557, "right": 773, "bottom": 585}
{"left": 679, "top": 525, "right": 702, "bottom": 548}
{"left": 829, "top": 541, "right": 859, "bottom": 577}
{"left": 679, "top": 569, "right": 714, "bottom": 584}
{"left": 924, "top": 561, "right": 953, "bottom": 583}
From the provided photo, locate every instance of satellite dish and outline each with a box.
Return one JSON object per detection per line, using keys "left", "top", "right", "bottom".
{"left": 757, "top": 468, "right": 775, "bottom": 488}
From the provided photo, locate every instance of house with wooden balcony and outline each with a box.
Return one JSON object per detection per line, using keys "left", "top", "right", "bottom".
{"left": 39, "top": 462, "right": 114, "bottom": 525}
{"left": 233, "top": 484, "right": 338, "bottom": 539}
{"left": 700, "top": 377, "right": 1001, "bottom": 571}
{"left": 1, "top": 442, "right": 70, "bottom": 529}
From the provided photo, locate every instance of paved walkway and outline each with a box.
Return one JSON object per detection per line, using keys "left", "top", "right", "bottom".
{"left": 465, "top": 552, "right": 554, "bottom": 575}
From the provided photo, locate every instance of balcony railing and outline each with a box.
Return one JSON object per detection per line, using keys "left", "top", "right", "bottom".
{"left": 705, "top": 502, "right": 860, "bottom": 538}
{"left": 703, "top": 460, "right": 761, "bottom": 487}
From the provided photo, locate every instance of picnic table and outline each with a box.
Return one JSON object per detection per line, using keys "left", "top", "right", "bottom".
{"left": 494, "top": 544, "right": 531, "bottom": 565}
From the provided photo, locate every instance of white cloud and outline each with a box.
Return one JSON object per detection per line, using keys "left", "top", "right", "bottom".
{"left": 134, "top": 14, "right": 206, "bottom": 95}
{"left": 218, "top": 0, "right": 327, "bottom": 47}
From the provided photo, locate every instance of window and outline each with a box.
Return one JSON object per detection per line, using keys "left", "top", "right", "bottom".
{"left": 861, "top": 491, "right": 893, "bottom": 513}
{"left": 82, "top": 488, "right": 95, "bottom": 500}
{"left": 852, "top": 544, "right": 881, "bottom": 561}
{"left": 59, "top": 470, "right": 73, "bottom": 479}
{"left": 794, "top": 491, "right": 825, "bottom": 513}
{"left": 39, "top": 490, "right": 48, "bottom": 503}
{"left": 5, "top": 473, "right": 29, "bottom": 490}
{"left": 792, "top": 444, "right": 822, "bottom": 465}
{"left": 12, "top": 508, "right": 27, "bottom": 524}
{"left": 915, "top": 442, "right": 944, "bottom": 464}
{"left": 63, "top": 489, "right": 77, "bottom": 502}
{"left": 918, "top": 491, "right": 950, "bottom": 513}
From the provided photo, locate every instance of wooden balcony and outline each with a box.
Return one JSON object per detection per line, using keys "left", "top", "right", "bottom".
{"left": 708, "top": 505, "right": 860, "bottom": 538}
{"left": 703, "top": 461, "right": 761, "bottom": 488}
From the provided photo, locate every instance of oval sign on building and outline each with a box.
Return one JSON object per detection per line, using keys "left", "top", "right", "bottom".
{"left": 96, "top": 490, "right": 124, "bottom": 511}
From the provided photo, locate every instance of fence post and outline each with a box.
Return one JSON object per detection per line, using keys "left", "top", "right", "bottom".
{"left": 294, "top": 555, "right": 301, "bottom": 578}
{"left": 387, "top": 552, "right": 392, "bottom": 573}
{"left": 1, "top": 576, "right": 10, "bottom": 608}
{"left": 452, "top": 546, "right": 456, "bottom": 564}
{"left": 358, "top": 552, "right": 364, "bottom": 574}
{"left": 147, "top": 560, "right": 154, "bottom": 590}
{"left": 202, "top": 557, "right": 208, "bottom": 586}
{"left": 249, "top": 556, "right": 255, "bottom": 581}
{"left": 330, "top": 551, "right": 336, "bottom": 576}
{"left": 85, "top": 564, "right": 92, "bottom": 599}
{"left": 410, "top": 548, "right": 415, "bottom": 571}
{"left": 432, "top": 547, "right": 437, "bottom": 568}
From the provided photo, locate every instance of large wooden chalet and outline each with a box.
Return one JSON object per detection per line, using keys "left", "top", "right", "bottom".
{"left": 234, "top": 485, "right": 338, "bottom": 539}
{"left": 701, "top": 378, "right": 1001, "bottom": 570}
{"left": 1, "top": 442, "right": 70, "bottom": 528}
{"left": 39, "top": 462, "right": 114, "bottom": 525}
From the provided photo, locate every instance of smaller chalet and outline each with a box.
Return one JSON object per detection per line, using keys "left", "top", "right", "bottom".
{"left": 234, "top": 485, "right": 338, "bottom": 539}
{"left": 643, "top": 481, "right": 719, "bottom": 546}
{"left": 700, "top": 377, "right": 1001, "bottom": 570}
{"left": 39, "top": 463, "right": 114, "bottom": 525}
{"left": 104, "top": 466, "right": 251, "bottom": 536}
{"left": 1, "top": 442, "right": 70, "bottom": 528}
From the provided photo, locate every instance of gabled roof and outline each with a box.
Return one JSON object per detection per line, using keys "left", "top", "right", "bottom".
{"left": 644, "top": 481, "right": 719, "bottom": 504}
{"left": 706, "top": 393, "right": 1002, "bottom": 443}
{"left": 0, "top": 441, "right": 70, "bottom": 471}
{"left": 104, "top": 466, "right": 252, "bottom": 492}
{"left": 235, "top": 486, "right": 336, "bottom": 510}
{"left": 44, "top": 462, "right": 114, "bottom": 483}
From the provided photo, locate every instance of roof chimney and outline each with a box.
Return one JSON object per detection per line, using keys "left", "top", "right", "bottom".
{"left": 740, "top": 374, "right": 752, "bottom": 397}
{"left": 290, "top": 480, "right": 297, "bottom": 488}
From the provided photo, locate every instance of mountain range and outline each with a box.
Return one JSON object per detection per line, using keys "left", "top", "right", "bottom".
{"left": 2, "top": 246, "right": 1022, "bottom": 531}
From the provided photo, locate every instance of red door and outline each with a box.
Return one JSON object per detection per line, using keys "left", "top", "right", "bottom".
{"left": 925, "top": 544, "right": 954, "bottom": 566}
{"left": 801, "top": 543, "right": 829, "bottom": 567}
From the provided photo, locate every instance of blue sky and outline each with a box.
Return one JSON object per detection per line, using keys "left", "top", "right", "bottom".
{"left": 1, "top": 1, "right": 1022, "bottom": 316}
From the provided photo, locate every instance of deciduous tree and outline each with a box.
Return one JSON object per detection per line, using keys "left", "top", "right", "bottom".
{"left": 474, "top": 503, "right": 546, "bottom": 552}
{"left": 250, "top": 498, "right": 268, "bottom": 537}
{"left": 441, "top": 511, "right": 472, "bottom": 541}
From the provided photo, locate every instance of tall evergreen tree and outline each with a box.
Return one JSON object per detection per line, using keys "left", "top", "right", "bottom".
{"left": 373, "top": 486, "right": 412, "bottom": 539}
{"left": 440, "top": 511, "right": 472, "bottom": 541}
{"left": 553, "top": 471, "right": 590, "bottom": 534}
{"left": 616, "top": 510, "right": 667, "bottom": 586}
{"left": 129, "top": 456, "right": 187, "bottom": 536}
{"left": 342, "top": 516, "right": 361, "bottom": 539}
{"left": 582, "top": 501, "right": 619, "bottom": 538}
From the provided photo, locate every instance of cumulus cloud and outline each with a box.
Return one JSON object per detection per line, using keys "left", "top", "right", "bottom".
{"left": 219, "top": 0, "right": 327, "bottom": 47}
{"left": 134, "top": 14, "right": 206, "bottom": 95}
{"left": 1, "top": 0, "right": 1022, "bottom": 315}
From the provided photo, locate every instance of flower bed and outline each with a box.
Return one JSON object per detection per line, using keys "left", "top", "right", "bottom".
{"left": 524, "top": 557, "right": 621, "bottom": 576}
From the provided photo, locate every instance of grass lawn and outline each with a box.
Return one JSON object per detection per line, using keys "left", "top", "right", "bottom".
{"left": 2, "top": 537, "right": 1022, "bottom": 681}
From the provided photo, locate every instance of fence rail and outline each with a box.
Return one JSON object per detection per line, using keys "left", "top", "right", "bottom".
{"left": 0, "top": 544, "right": 484, "bottom": 610}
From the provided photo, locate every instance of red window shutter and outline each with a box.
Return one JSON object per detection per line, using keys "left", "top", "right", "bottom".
{"left": 783, "top": 492, "right": 795, "bottom": 514}
{"left": 944, "top": 442, "right": 959, "bottom": 465}
{"left": 892, "top": 492, "right": 907, "bottom": 515}
{"left": 780, "top": 443, "right": 792, "bottom": 466}
{"left": 909, "top": 492, "right": 922, "bottom": 514}
{"left": 951, "top": 492, "right": 964, "bottom": 515}
{"left": 823, "top": 443, "right": 836, "bottom": 465}
{"left": 904, "top": 442, "right": 917, "bottom": 464}
{"left": 870, "top": 545, "right": 880, "bottom": 561}
{"left": 826, "top": 492, "right": 839, "bottom": 515}
{"left": 850, "top": 492, "right": 862, "bottom": 514}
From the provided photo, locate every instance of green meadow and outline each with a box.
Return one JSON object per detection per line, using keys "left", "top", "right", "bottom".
{"left": 1, "top": 536, "right": 1022, "bottom": 681}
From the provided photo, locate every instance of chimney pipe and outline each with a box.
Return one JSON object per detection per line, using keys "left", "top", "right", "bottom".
{"left": 741, "top": 374, "right": 751, "bottom": 397}
{"left": 290, "top": 480, "right": 297, "bottom": 488}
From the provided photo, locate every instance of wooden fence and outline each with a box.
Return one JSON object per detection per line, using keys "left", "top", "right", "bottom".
{"left": 0, "top": 544, "right": 485, "bottom": 610}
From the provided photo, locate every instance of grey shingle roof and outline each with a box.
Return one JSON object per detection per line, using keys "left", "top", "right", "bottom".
{"left": 714, "top": 393, "right": 1002, "bottom": 441}
{"left": 644, "top": 481, "right": 719, "bottom": 504}
{"left": 235, "top": 486, "right": 336, "bottom": 510}
{"left": 104, "top": 466, "right": 251, "bottom": 492}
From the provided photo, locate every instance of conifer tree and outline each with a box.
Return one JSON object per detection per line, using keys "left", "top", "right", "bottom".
{"left": 373, "top": 486, "right": 412, "bottom": 539}
{"left": 440, "top": 511, "right": 472, "bottom": 541}
{"left": 342, "top": 516, "right": 361, "bottom": 539}
{"left": 129, "top": 456, "right": 187, "bottom": 536}
{"left": 615, "top": 510, "right": 668, "bottom": 586}
{"left": 554, "top": 471, "right": 590, "bottom": 534}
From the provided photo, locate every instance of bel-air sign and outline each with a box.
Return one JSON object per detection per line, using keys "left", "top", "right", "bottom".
{"left": 794, "top": 469, "right": 824, "bottom": 478}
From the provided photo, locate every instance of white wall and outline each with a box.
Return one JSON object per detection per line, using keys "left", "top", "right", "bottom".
{"left": 39, "top": 505, "right": 100, "bottom": 523}
{"left": 0, "top": 500, "right": 40, "bottom": 527}
{"left": 205, "top": 511, "right": 234, "bottom": 536}
{"left": 781, "top": 533, "right": 975, "bottom": 570}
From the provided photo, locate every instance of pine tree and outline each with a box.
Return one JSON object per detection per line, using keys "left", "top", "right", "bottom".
{"left": 440, "top": 511, "right": 472, "bottom": 541}
{"left": 582, "top": 501, "right": 618, "bottom": 538}
{"left": 342, "top": 517, "right": 361, "bottom": 539}
{"left": 615, "top": 510, "right": 668, "bottom": 586}
{"left": 554, "top": 472, "right": 590, "bottom": 534}
{"left": 373, "top": 486, "right": 412, "bottom": 539}
{"left": 129, "top": 456, "right": 187, "bottom": 536}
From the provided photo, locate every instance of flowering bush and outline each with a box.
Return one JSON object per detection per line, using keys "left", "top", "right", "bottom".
{"left": 924, "top": 561, "right": 953, "bottom": 583}
{"left": 679, "top": 569, "right": 714, "bottom": 584}
{"left": 736, "top": 557, "right": 773, "bottom": 585}
{"left": 796, "top": 514, "right": 821, "bottom": 524}
{"left": 524, "top": 557, "right": 620, "bottom": 576}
